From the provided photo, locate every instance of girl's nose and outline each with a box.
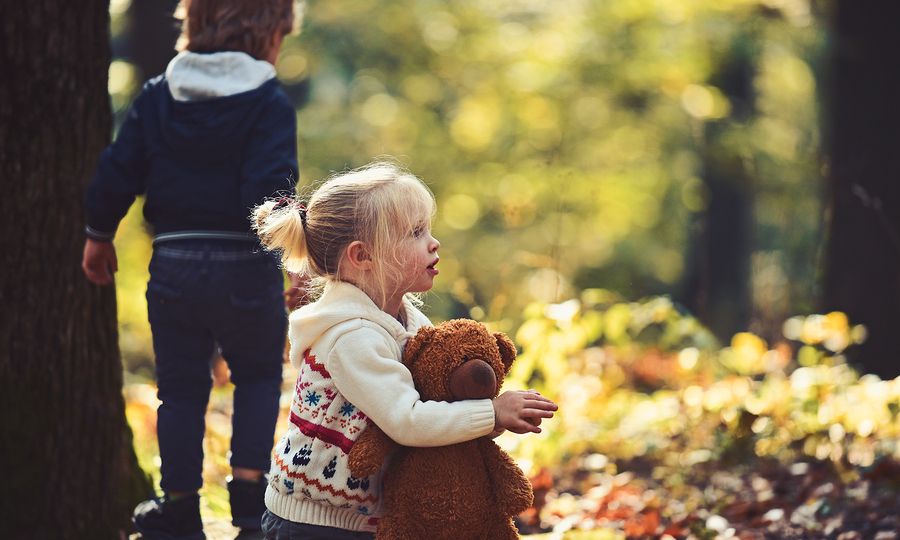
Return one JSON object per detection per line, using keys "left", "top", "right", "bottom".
{"left": 430, "top": 236, "right": 440, "bottom": 252}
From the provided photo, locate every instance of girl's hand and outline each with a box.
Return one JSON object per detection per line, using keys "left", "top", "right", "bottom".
{"left": 82, "top": 238, "right": 118, "bottom": 285}
{"left": 492, "top": 390, "right": 558, "bottom": 434}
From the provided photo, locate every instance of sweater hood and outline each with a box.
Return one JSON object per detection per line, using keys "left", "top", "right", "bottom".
{"left": 152, "top": 51, "right": 282, "bottom": 160}
{"left": 165, "top": 51, "right": 276, "bottom": 102}
{"left": 287, "top": 281, "right": 427, "bottom": 367}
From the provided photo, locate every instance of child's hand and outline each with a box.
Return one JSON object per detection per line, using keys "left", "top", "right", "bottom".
{"left": 492, "top": 390, "right": 557, "bottom": 434}
{"left": 82, "top": 238, "right": 118, "bottom": 285}
{"left": 284, "top": 272, "right": 311, "bottom": 310}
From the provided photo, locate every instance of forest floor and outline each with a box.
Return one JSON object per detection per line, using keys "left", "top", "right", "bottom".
{"left": 516, "top": 454, "right": 900, "bottom": 539}
{"left": 127, "top": 453, "right": 900, "bottom": 540}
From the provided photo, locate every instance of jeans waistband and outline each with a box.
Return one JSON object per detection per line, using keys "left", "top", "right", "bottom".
{"left": 153, "top": 230, "right": 258, "bottom": 245}
{"left": 153, "top": 246, "right": 269, "bottom": 261}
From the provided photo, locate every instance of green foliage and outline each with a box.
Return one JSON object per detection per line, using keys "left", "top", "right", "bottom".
{"left": 279, "top": 0, "right": 824, "bottom": 329}
{"left": 500, "top": 294, "right": 898, "bottom": 481}
{"left": 497, "top": 297, "right": 898, "bottom": 537}
{"left": 114, "top": 200, "right": 153, "bottom": 375}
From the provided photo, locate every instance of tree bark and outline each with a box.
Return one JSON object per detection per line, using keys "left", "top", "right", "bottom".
{"left": 822, "top": 0, "right": 900, "bottom": 379}
{"left": 0, "top": 1, "right": 151, "bottom": 537}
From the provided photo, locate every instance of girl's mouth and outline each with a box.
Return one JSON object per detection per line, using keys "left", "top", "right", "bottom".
{"left": 427, "top": 259, "right": 439, "bottom": 276}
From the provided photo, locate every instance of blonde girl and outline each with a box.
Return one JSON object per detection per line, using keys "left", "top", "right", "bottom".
{"left": 253, "top": 161, "right": 557, "bottom": 539}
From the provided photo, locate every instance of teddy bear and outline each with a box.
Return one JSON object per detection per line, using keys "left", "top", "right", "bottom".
{"left": 348, "top": 318, "right": 534, "bottom": 539}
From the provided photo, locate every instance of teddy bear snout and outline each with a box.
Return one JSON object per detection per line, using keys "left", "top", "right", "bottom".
{"left": 448, "top": 358, "right": 498, "bottom": 400}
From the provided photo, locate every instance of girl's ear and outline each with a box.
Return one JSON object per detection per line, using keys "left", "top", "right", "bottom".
{"left": 345, "top": 240, "right": 373, "bottom": 271}
{"left": 494, "top": 332, "right": 517, "bottom": 372}
{"left": 403, "top": 326, "right": 436, "bottom": 368}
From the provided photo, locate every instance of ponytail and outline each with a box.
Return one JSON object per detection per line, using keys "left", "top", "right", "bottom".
{"left": 252, "top": 161, "right": 435, "bottom": 307}
{"left": 253, "top": 199, "right": 308, "bottom": 274}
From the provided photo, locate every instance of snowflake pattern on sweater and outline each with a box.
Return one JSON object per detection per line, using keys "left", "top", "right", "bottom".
{"left": 269, "top": 348, "right": 378, "bottom": 514}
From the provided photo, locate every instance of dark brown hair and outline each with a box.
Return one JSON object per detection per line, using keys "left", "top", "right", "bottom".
{"left": 175, "top": 0, "right": 298, "bottom": 61}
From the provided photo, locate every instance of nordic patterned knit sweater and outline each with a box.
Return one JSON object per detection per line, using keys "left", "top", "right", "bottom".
{"left": 265, "top": 281, "right": 497, "bottom": 532}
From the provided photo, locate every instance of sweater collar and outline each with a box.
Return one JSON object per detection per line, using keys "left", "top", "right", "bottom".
{"left": 288, "top": 281, "right": 429, "bottom": 354}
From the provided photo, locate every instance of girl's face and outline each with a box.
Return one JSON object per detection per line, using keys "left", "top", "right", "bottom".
{"left": 394, "top": 220, "right": 440, "bottom": 295}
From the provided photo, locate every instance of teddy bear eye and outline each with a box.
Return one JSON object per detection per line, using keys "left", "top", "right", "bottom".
{"left": 462, "top": 355, "right": 469, "bottom": 362}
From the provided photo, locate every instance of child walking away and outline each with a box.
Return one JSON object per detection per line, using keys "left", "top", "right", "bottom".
{"left": 81, "top": 1, "right": 301, "bottom": 538}
{"left": 253, "top": 162, "right": 558, "bottom": 539}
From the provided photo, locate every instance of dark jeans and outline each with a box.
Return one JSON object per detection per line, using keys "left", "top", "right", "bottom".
{"left": 147, "top": 240, "right": 287, "bottom": 493}
{"left": 261, "top": 511, "right": 375, "bottom": 540}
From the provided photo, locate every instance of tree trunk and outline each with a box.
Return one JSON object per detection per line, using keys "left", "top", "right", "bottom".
{"left": 822, "top": 0, "right": 900, "bottom": 379}
{"left": 682, "top": 34, "right": 757, "bottom": 341}
{"left": 0, "top": 1, "right": 151, "bottom": 538}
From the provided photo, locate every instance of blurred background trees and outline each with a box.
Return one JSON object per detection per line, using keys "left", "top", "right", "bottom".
{"left": 105, "top": 0, "right": 895, "bottom": 379}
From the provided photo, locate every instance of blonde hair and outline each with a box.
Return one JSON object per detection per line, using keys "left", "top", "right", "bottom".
{"left": 253, "top": 161, "right": 437, "bottom": 306}
{"left": 174, "top": 0, "right": 302, "bottom": 60}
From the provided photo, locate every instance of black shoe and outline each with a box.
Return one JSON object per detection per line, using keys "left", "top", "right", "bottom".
{"left": 133, "top": 493, "right": 205, "bottom": 540}
{"left": 228, "top": 477, "right": 267, "bottom": 532}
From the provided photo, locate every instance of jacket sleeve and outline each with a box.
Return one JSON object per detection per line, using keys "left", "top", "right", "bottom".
{"left": 327, "top": 326, "right": 496, "bottom": 447}
{"left": 240, "top": 89, "right": 298, "bottom": 212}
{"left": 84, "top": 89, "right": 150, "bottom": 241}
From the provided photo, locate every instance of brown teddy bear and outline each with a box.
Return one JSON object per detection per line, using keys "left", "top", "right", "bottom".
{"left": 348, "top": 319, "right": 534, "bottom": 539}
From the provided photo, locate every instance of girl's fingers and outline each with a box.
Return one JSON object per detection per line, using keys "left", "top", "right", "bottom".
{"left": 522, "top": 408, "right": 555, "bottom": 418}
{"left": 514, "top": 420, "right": 541, "bottom": 434}
{"left": 524, "top": 392, "right": 557, "bottom": 404}
{"left": 523, "top": 398, "right": 558, "bottom": 410}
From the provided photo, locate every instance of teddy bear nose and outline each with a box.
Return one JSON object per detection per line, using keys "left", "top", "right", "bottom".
{"left": 449, "top": 359, "right": 498, "bottom": 400}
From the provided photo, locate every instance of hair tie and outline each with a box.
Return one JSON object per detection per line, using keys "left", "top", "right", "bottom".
{"left": 274, "top": 197, "right": 308, "bottom": 228}
{"left": 298, "top": 203, "right": 308, "bottom": 228}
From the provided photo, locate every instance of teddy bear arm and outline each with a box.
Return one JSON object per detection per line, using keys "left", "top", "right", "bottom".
{"left": 478, "top": 438, "right": 534, "bottom": 516}
{"left": 348, "top": 424, "right": 397, "bottom": 478}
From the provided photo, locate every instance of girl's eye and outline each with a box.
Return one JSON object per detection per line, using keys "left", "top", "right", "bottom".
{"left": 412, "top": 226, "right": 425, "bottom": 238}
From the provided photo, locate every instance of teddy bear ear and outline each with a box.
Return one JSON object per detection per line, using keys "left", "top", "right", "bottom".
{"left": 493, "top": 332, "right": 517, "bottom": 371}
{"left": 403, "top": 326, "right": 437, "bottom": 368}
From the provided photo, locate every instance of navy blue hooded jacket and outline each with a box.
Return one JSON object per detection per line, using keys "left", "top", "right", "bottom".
{"left": 85, "top": 51, "right": 298, "bottom": 240}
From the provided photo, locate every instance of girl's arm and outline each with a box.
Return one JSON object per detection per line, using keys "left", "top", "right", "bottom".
{"left": 329, "top": 327, "right": 495, "bottom": 447}
{"left": 328, "top": 326, "right": 557, "bottom": 446}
